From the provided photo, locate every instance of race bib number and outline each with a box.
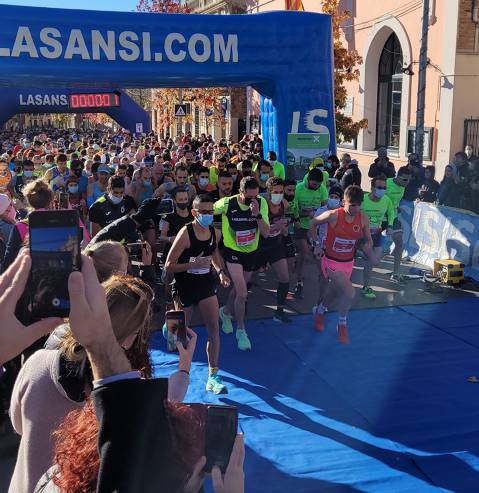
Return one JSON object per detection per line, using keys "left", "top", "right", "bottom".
{"left": 187, "top": 256, "right": 211, "bottom": 275}
{"left": 235, "top": 229, "right": 256, "bottom": 247}
{"left": 332, "top": 237, "right": 356, "bottom": 254}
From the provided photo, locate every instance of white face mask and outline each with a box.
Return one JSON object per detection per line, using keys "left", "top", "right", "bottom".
{"left": 271, "top": 193, "right": 284, "bottom": 205}
{"left": 108, "top": 193, "right": 123, "bottom": 204}
{"left": 199, "top": 177, "right": 209, "bottom": 188}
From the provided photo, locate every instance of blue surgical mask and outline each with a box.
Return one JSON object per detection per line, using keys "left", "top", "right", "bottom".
{"left": 109, "top": 193, "right": 123, "bottom": 204}
{"left": 68, "top": 184, "right": 79, "bottom": 194}
{"left": 199, "top": 177, "right": 209, "bottom": 188}
{"left": 23, "top": 170, "right": 33, "bottom": 177}
{"left": 374, "top": 188, "right": 386, "bottom": 198}
{"left": 328, "top": 198, "right": 340, "bottom": 209}
{"left": 260, "top": 173, "right": 269, "bottom": 182}
{"left": 197, "top": 213, "right": 214, "bottom": 228}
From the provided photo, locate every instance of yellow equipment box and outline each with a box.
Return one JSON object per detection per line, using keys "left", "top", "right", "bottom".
{"left": 433, "top": 259, "right": 465, "bottom": 285}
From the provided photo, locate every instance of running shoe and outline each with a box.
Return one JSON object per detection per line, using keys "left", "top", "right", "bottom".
{"left": 390, "top": 273, "right": 406, "bottom": 284}
{"left": 293, "top": 282, "right": 304, "bottom": 299}
{"left": 273, "top": 311, "right": 292, "bottom": 324}
{"left": 219, "top": 306, "right": 233, "bottom": 334}
{"left": 206, "top": 374, "right": 228, "bottom": 394}
{"left": 313, "top": 306, "right": 325, "bottom": 332}
{"left": 361, "top": 286, "right": 377, "bottom": 300}
{"left": 236, "top": 329, "right": 252, "bottom": 351}
{"left": 337, "top": 322, "right": 350, "bottom": 344}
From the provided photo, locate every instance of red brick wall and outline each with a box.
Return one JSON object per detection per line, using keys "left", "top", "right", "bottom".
{"left": 457, "top": 0, "right": 477, "bottom": 52}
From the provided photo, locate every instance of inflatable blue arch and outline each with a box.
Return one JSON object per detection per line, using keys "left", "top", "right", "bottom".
{"left": 0, "top": 88, "right": 151, "bottom": 134}
{"left": 0, "top": 4, "right": 336, "bottom": 162}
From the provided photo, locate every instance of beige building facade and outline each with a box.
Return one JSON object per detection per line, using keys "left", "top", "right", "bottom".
{"left": 252, "top": 0, "right": 479, "bottom": 177}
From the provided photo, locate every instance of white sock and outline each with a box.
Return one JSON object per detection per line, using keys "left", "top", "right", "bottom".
{"left": 338, "top": 316, "right": 347, "bottom": 324}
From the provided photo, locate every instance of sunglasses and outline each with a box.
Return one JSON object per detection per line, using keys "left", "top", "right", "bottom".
{"left": 375, "top": 186, "right": 387, "bottom": 190}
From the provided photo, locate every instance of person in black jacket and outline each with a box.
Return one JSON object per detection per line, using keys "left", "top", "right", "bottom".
{"left": 368, "top": 147, "right": 396, "bottom": 179}
{"left": 340, "top": 159, "right": 362, "bottom": 189}
{"left": 334, "top": 153, "right": 351, "bottom": 183}
{"left": 418, "top": 165, "right": 439, "bottom": 203}
{"left": 438, "top": 165, "right": 461, "bottom": 208}
{"left": 403, "top": 153, "right": 425, "bottom": 201}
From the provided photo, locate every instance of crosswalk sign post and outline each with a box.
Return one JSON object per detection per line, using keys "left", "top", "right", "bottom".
{"left": 174, "top": 104, "right": 189, "bottom": 117}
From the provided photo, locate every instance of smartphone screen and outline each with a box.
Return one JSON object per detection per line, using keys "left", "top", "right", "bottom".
{"left": 126, "top": 242, "right": 145, "bottom": 259}
{"left": 29, "top": 210, "right": 81, "bottom": 318}
{"left": 165, "top": 310, "right": 187, "bottom": 349}
{"left": 156, "top": 198, "right": 174, "bottom": 216}
{"left": 204, "top": 405, "right": 238, "bottom": 473}
{"left": 58, "top": 192, "right": 69, "bottom": 210}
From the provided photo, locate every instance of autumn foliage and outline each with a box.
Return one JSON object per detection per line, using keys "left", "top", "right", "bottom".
{"left": 322, "top": 0, "right": 367, "bottom": 143}
{"left": 136, "top": 0, "right": 190, "bottom": 13}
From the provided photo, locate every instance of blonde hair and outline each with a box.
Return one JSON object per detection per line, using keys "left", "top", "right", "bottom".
{"left": 23, "top": 179, "right": 53, "bottom": 210}
{"left": 84, "top": 240, "right": 128, "bottom": 282}
{"left": 59, "top": 275, "right": 154, "bottom": 375}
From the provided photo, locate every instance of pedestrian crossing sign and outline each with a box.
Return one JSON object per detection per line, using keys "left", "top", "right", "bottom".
{"left": 174, "top": 104, "right": 189, "bottom": 117}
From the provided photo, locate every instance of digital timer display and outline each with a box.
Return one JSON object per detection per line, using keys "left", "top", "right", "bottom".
{"left": 68, "top": 93, "right": 120, "bottom": 109}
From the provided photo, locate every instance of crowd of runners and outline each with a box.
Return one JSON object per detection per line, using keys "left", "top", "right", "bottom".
{"left": 0, "top": 128, "right": 417, "bottom": 394}
{"left": 7, "top": 125, "right": 475, "bottom": 493}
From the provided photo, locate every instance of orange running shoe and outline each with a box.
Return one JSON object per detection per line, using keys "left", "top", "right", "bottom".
{"left": 313, "top": 306, "right": 325, "bottom": 332}
{"left": 337, "top": 322, "right": 350, "bottom": 344}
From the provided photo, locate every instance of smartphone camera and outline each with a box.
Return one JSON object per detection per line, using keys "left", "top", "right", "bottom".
{"left": 29, "top": 210, "right": 81, "bottom": 318}
{"left": 155, "top": 198, "right": 174, "bottom": 216}
{"left": 165, "top": 310, "right": 187, "bottom": 350}
{"left": 204, "top": 405, "right": 238, "bottom": 473}
{"left": 126, "top": 241, "right": 145, "bottom": 261}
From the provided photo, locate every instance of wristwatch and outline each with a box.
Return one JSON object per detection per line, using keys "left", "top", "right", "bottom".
{"left": 255, "top": 213, "right": 263, "bottom": 220}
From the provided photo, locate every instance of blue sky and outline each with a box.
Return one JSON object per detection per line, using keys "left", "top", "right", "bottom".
{"left": 0, "top": 0, "right": 139, "bottom": 11}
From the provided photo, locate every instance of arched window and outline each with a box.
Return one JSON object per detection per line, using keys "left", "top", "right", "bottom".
{"left": 376, "top": 33, "right": 403, "bottom": 149}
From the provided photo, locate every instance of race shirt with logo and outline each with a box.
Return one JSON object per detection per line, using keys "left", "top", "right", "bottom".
{"left": 324, "top": 208, "right": 363, "bottom": 262}
{"left": 88, "top": 193, "right": 136, "bottom": 229}
{"left": 385, "top": 178, "right": 406, "bottom": 219}
{"left": 361, "top": 193, "right": 394, "bottom": 234}
{"left": 213, "top": 194, "right": 269, "bottom": 253}
{"left": 295, "top": 182, "right": 328, "bottom": 230}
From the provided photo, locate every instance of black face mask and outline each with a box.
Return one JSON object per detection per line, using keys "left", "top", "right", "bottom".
{"left": 308, "top": 183, "right": 319, "bottom": 191}
{"left": 176, "top": 202, "right": 189, "bottom": 210}
{"left": 284, "top": 193, "right": 295, "bottom": 202}
{"left": 244, "top": 197, "right": 252, "bottom": 206}
{"left": 73, "top": 169, "right": 82, "bottom": 177}
{"left": 242, "top": 170, "right": 251, "bottom": 177}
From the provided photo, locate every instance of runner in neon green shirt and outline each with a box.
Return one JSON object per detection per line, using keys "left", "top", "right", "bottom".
{"left": 213, "top": 176, "right": 270, "bottom": 351}
{"left": 385, "top": 167, "right": 412, "bottom": 282}
{"left": 293, "top": 167, "right": 328, "bottom": 298}
{"left": 209, "top": 154, "right": 227, "bottom": 186}
{"left": 360, "top": 175, "right": 395, "bottom": 299}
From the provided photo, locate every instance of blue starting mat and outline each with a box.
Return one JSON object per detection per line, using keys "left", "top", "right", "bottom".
{"left": 150, "top": 297, "right": 479, "bottom": 493}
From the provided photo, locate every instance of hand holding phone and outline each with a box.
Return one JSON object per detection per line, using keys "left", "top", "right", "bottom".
{"left": 211, "top": 434, "right": 245, "bottom": 493}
